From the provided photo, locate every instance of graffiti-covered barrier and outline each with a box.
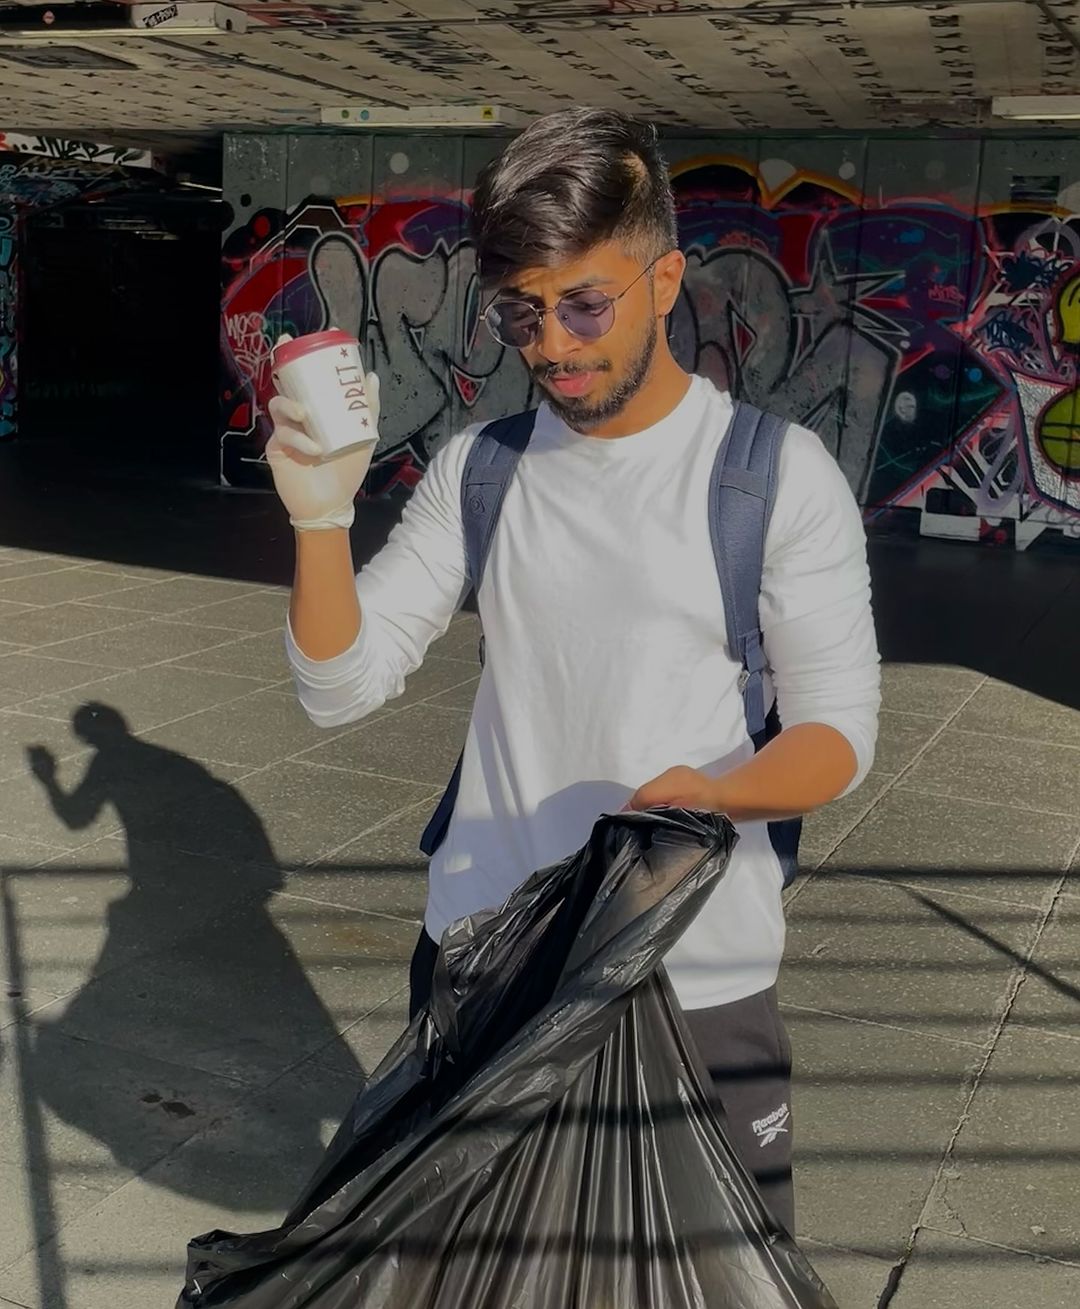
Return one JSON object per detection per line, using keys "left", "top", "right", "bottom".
{"left": 0, "top": 206, "right": 15, "bottom": 441}
{"left": 221, "top": 132, "right": 1080, "bottom": 551}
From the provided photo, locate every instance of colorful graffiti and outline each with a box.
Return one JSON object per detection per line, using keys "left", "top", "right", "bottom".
{"left": 221, "top": 198, "right": 532, "bottom": 493}
{"left": 0, "top": 210, "right": 16, "bottom": 440}
{"left": 221, "top": 142, "right": 1080, "bottom": 546}
{"left": 667, "top": 158, "right": 1080, "bottom": 546}
{"left": 0, "top": 151, "right": 145, "bottom": 212}
{"left": 0, "top": 133, "right": 155, "bottom": 171}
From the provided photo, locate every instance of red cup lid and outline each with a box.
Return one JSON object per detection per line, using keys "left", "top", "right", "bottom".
{"left": 272, "top": 329, "right": 358, "bottom": 369}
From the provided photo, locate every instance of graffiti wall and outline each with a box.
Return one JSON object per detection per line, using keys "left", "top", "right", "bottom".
{"left": 0, "top": 132, "right": 155, "bottom": 171}
{"left": 222, "top": 133, "right": 1080, "bottom": 547}
{"left": 0, "top": 209, "right": 16, "bottom": 440}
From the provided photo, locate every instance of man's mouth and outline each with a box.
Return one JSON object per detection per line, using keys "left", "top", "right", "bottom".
{"left": 546, "top": 371, "right": 596, "bottom": 398}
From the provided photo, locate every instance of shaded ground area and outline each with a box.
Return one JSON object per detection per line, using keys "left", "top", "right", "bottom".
{"left": 0, "top": 451, "right": 1077, "bottom": 1307}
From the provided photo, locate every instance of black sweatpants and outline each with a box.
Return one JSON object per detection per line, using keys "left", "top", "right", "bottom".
{"left": 406, "top": 930, "right": 795, "bottom": 1234}
{"left": 682, "top": 987, "right": 795, "bottom": 1234}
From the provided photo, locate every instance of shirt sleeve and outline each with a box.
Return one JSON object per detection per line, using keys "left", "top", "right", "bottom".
{"left": 759, "top": 424, "right": 881, "bottom": 794}
{"left": 286, "top": 428, "right": 478, "bottom": 728}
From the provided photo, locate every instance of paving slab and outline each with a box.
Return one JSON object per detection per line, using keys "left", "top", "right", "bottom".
{"left": 388, "top": 654, "right": 481, "bottom": 713}
{"left": 0, "top": 1025, "right": 249, "bottom": 1203}
{"left": 165, "top": 590, "right": 290, "bottom": 633}
{"left": 902, "top": 728, "right": 1080, "bottom": 819}
{"left": 0, "top": 656, "right": 126, "bottom": 714}
{"left": 797, "top": 772, "right": 895, "bottom": 874}
{"left": 33, "top": 894, "right": 416, "bottom": 1088}
{"left": 38, "top": 620, "right": 241, "bottom": 671}
{"left": 0, "top": 558, "right": 84, "bottom": 582}
{"left": 0, "top": 1059, "right": 361, "bottom": 1309}
{"left": 296, "top": 701, "right": 471, "bottom": 787}
{"left": 1003, "top": 897, "right": 1080, "bottom": 1040}
{"left": 0, "top": 727, "right": 255, "bottom": 860}
{"left": 0, "top": 760, "right": 121, "bottom": 851}
{"left": 0, "top": 599, "right": 37, "bottom": 621}
{"left": 427, "top": 672, "right": 481, "bottom": 711}
{"left": 308, "top": 983, "right": 411, "bottom": 1080}
{"left": 168, "top": 628, "right": 293, "bottom": 682}
{"left": 291, "top": 799, "right": 432, "bottom": 923}
{"left": 138, "top": 685, "right": 362, "bottom": 770}
{"left": 921, "top": 1025, "right": 1080, "bottom": 1263}
{"left": 2, "top": 836, "right": 279, "bottom": 1001}
{"left": 77, "top": 576, "right": 260, "bottom": 617}
{"left": 0, "top": 605, "right": 139, "bottom": 651}
{"left": 888, "top": 1228, "right": 1080, "bottom": 1309}
{"left": 0, "top": 1157, "right": 112, "bottom": 1276}
{"left": 782, "top": 875, "right": 1043, "bottom": 1045}
{"left": 822, "top": 788, "right": 1077, "bottom": 909}
{"left": 0, "top": 835, "right": 66, "bottom": 868}
{"left": 953, "top": 679, "right": 1080, "bottom": 750}
{"left": 785, "top": 1006, "right": 980, "bottom": 1259}
{"left": 870, "top": 710, "right": 943, "bottom": 776}
{"left": 878, "top": 662, "right": 985, "bottom": 719}
{"left": 427, "top": 615, "right": 483, "bottom": 663}
{"left": 59, "top": 750, "right": 429, "bottom": 869}
{"left": 76, "top": 562, "right": 178, "bottom": 584}
{"left": 0, "top": 714, "right": 90, "bottom": 785}
{"left": 13, "top": 665, "right": 270, "bottom": 733}
{"left": 0, "top": 573, "right": 150, "bottom": 609}
{"left": 796, "top": 1239, "right": 895, "bottom": 1309}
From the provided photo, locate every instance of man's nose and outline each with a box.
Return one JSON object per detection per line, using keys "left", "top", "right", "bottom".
{"left": 535, "top": 308, "right": 581, "bottom": 363}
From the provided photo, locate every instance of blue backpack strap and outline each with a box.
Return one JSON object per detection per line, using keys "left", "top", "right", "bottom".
{"left": 710, "top": 400, "right": 802, "bottom": 885}
{"left": 461, "top": 410, "right": 538, "bottom": 593}
{"left": 419, "top": 410, "right": 537, "bottom": 859}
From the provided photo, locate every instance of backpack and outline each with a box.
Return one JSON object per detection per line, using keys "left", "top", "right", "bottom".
{"left": 418, "top": 399, "right": 802, "bottom": 886}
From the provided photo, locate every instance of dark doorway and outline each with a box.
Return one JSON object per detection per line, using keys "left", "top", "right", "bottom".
{"left": 17, "top": 194, "right": 222, "bottom": 484}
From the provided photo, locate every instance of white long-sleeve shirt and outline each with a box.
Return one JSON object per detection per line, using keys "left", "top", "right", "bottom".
{"left": 287, "top": 376, "right": 880, "bottom": 1009}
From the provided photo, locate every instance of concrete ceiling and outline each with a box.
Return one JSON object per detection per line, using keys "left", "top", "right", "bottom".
{"left": 0, "top": 0, "right": 1078, "bottom": 153}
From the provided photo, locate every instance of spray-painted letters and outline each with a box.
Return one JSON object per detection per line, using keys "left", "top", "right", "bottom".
{"left": 221, "top": 146, "right": 1080, "bottom": 547}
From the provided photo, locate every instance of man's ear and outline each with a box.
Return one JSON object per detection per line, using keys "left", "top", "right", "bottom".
{"left": 653, "top": 248, "right": 686, "bottom": 318}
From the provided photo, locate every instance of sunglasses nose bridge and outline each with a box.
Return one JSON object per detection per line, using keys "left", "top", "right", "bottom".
{"left": 535, "top": 302, "right": 584, "bottom": 358}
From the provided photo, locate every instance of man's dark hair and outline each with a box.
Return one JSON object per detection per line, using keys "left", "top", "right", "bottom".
{"left": 470, "top": 107, "right": 678, "bottom": 288}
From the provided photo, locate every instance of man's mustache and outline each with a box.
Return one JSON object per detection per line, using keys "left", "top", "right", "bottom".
{"left": 533, "top": 360, "right": 612, "bottom": 382}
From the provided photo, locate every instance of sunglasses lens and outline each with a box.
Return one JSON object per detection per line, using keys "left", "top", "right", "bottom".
{"left": 486, "top": 301, "right": 539, "bottom": 347}
{"left": 557, "top": 292, "right": 615, "bottom": 340}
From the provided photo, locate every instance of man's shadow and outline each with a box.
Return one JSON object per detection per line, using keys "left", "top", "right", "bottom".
{"left": 18, "top": 702, "right": 366, "bottom": 1211}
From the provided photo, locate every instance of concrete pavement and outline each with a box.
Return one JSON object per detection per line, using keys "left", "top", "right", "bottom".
{"left": 0, "top": 523, "right": 1077, "bottom": 1308}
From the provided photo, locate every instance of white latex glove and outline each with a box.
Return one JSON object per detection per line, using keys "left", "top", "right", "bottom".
{"left": 265, "top": 337, "right": 381, "bottom": 531}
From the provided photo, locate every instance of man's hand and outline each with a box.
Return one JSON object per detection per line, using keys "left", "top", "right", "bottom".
{"left": 627, "top": 765, "right": 720, "bottom": 813}
{"left": 266, "top": 338, "right": 381, "bottom": 531}
{"left": 27, "top": 745, "right": 57, "bottom": 783}
{"left": 628, "top": 724, "right": 859, "bottom": 824}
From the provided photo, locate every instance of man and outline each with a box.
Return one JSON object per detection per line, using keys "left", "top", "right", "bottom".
{"left": 267, "top": 108, "right": 880, "bottom": 1234}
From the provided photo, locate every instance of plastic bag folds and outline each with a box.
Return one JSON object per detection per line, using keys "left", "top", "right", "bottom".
{"left": 179, "top": 808, "right": 836, "bottom": 1309}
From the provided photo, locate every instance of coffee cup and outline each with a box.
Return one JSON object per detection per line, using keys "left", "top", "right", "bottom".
{"left": 270, "top": 329, "right": 378, "bottom": 460}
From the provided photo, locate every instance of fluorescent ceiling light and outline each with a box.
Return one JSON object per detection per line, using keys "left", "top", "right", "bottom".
{"left": 992, "top": 95, "right": 1080, "bottom": 120}
{"left": 321, "top": 105, "right": 532, "bottom": 129}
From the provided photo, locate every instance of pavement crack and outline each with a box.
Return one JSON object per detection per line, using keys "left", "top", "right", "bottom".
{"left": 878, "top": 864, "right": 1073, "bottom": 1307}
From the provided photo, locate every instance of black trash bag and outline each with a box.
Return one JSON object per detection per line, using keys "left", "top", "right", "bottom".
{"left": 178, "top": 809, "right": 836, "bottom": 1309}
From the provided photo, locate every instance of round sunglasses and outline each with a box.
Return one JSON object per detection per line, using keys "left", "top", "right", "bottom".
{"left": 481, "top": 254, "right": 666, "bottom": 349}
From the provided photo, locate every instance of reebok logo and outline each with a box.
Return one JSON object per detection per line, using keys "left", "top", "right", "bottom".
{"left": 751, "top": 1102, "right": 790, "bottom": 1148}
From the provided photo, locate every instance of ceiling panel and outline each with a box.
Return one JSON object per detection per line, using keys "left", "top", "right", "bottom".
{"left": 0, "top": 0, "right": 1075, "bottom": 151}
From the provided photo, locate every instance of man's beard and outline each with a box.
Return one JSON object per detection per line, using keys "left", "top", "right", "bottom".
{"left": 535, "top": 313, "right": 658, "bottom": 431}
